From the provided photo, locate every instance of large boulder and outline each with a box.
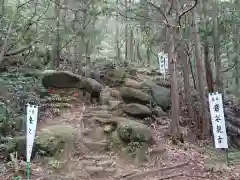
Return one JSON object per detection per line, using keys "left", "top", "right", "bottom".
{"left": 89, "top": 71, "right": 105, "bottom": 84}
{"left": 123, "top": 103, "right": 152, "bottom": 118}
{"left": 35, "top": 124, "right": 78, "bottom": 156}
{"left": 0, "top": 125, "right": 78, "bottom": 160}
{"left": 124, "top": 78, "right": 142, "bottom": 89}
{"left": 87, "top": 116, "right": 154, "bottom": 163}
{"left": 116, "top": 118, "right": 154, "bottom": 145}
{"left": 41, "top": 70, "right": 82, "bottom": 89}
{"left": 142, "top": 81, "right": 171, "bottom": 111}
{"left": 119, "top": 87, "right": 152, "bottom": 105}
{"left": 151, "top": 86, "right": 171, "bottom": 111}
{"left": 88, "top": 116, "right": 153, "bottom": 145}
{"left": 1, "top": 135, "right": 42, "bottom": 161}
{"left": 103, "top": 68, "right": 127, "bottom": 87}
{"left": 80, "top": 77, "right": 102, "bottom": 104}
{"left": 80, "top": 67, "right": 105, "bottom": 84}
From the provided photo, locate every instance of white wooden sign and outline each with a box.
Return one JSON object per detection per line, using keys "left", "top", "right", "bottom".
{"left": 26, "top": 104, "right": 39, "bottom": 162}
{"left": 158, "top": 52, "right": 168, "bottom": 75}
{"left": 163, "top": 53, "right": 168, "bottom": 70}
{"left": 208, "top": 92, "right": 228, "bottom": 149}
{"left": 158, "top": 52, "right": 165, "bottom": 74}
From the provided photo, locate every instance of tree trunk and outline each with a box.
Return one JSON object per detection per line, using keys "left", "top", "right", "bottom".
{"left": 204, "top": 42, "right": 214, "bottom": 93}
{"left": 146, "top": 44, "right": 150, "bottom": 66}
{"left": 213, "top": 0, "right": 223, "bottom": 95}
{"left": 54, "top": 0, "right": 60, "bottom": 68}
{"left": 136, "top": 40, "right": 143, "bottom": 64}
{"left": 193, "top": 7, "right": 210, "bottom": 138}
{"left": 129, "top": 27, "right": 134, "bottom": 62}
{"left": 185, "top": 44, "right": 196, "bottom": 89}
{"left": 181, "top": 47, "right": 194, "bottom": 121}
{"left": 124, "top": 0, "right": 128, "bottom": 61}
{"left": 72, "top": 11, "right": 78, "bottom": 73}
{"left": 128, "top": 0, "right": 134, "bottom": 62}
{"left": 202, "top": 1, "right": 214, "bottom": 93}
{"left": 168, "top": 26, "right": 180, "bottom": 137}
{"left": 115, "top": 0, "right": 121, "bottom": 61}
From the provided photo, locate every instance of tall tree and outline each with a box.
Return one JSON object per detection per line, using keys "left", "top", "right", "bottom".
{"left": 213, "top": 0, "right": 222, "bottom": 94}
{"left": 193, "top": 4, "right": 210, "bottom": 138}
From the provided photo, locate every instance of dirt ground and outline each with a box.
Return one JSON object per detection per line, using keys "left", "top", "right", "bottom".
{"left": 3, "top": 101, "right": 240, "bottom": 180}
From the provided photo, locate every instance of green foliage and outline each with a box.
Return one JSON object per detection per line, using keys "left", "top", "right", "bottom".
{"left": 0, "top": 0, "right": 110, "bottom": 66}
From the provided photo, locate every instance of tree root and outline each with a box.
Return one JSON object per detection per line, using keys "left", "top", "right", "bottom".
{"left": 124, "top": 162, "right": 188, "bottom": 180}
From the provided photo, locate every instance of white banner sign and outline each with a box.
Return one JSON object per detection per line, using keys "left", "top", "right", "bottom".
{"left": 163, "top": 53, "right": 168, "bottom": 69}
{"left": 158, "top": 52, "right": 168, "bottom": 74}
{"left": 26, "top": 104, "right": 39, "bottom": 162}
{"left": 208, "top": 92, "right": 228, "bottom": 149}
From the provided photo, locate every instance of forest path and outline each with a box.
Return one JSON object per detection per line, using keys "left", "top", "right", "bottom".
{"left": 30, "top": 101, "right": 239, "bottom": 180}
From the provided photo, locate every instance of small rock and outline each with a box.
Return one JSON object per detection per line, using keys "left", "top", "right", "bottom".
{"left": 156, "top": 118, "right": 168, "bottom": 125}
{"left": 108, "top": 100, "right": 121, "bottom": 110}
{"left": 109, "top": 89, "right": 121, "bottom": 99}
{"left": 103, "top": 124, "right": 115, "bottom": 133}
{"left": 194, "top": 146, "right": 205, "bottom": 154}
{"left": 152, "top": 106, "right": 167, "bottom": 117}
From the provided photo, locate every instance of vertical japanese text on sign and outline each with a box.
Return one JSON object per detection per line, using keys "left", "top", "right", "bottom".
{"left": 208, "top": 93, "right": 228, "bottom": 149}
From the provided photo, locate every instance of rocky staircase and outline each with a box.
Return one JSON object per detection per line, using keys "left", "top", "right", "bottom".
{"left": 80, "top": 155, "right": 117, "bottom": 177}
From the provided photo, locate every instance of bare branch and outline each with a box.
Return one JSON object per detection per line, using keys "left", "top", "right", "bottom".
{"left": 222, "top": 62, "right": 237, "bottom": 72}
{"left": 145, "top": 0, "right": 169, "bottom": 24}
{"left": 7, "top": 0, "right": 51, "bottom": 52}
{"left": 144, "top": 1, "right": 180, "bottom": 28}
{"left": 4, "top": 44, "right": 32, "bottom": 56}
{"left": 166, "top": 0, "right": 174, "bottom": 15}
{"left": 115, "top": 10, "right": 159, "bottom": 24}
{"left": 177, "top": 0, "right": 198, "bottom": 27}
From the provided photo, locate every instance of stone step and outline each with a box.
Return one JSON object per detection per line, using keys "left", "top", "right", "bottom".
{"left": 80, "top": 159, "right": 115, "bottom": 169}
{"left": 85, "top": 165, "right": 104, "bottom": 175}
{"left": 85, "top": 165, "right": 117, "bottom": 176}
{"left": 80, "top": 159, "right": 96, "bottom": 166}
{"left": 84, "top": 111, "right": 112, "bottom": 118}
{"left": 82, "top": 138, "right": 109, "bottom": 151}
{"left": 97, "top": 160, "right": 115, "bottom": 168}
{"left": 87, "top": 105, "right": 108, "bottom": 111}
{"left": 84, "top": 155, "right": 111, "bottom": 161}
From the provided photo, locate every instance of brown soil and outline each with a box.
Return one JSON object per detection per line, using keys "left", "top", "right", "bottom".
{"left": 3, "top": 101, "right": 240, "bottom": 180}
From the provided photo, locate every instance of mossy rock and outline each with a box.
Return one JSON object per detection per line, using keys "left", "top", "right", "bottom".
{"left": 141, "top": 81, "right": 171, "bottom": 111}
{"left": 123, "top": 103, "right": 152, "bottom": 118}
{"left": 119, "top": 87, "right": 152, "bottom": 105}
{"left": 1, "top": 136, "right": 39, "bottom": 160}
{"left": 104, "top": 69, "right": 128, "bottom": 86}
{"left": 36, "top": 124, "right": 77, "bottom": 156}
{"left": 13, "top": 115, "right": 25, "bottom": 131}
{"left": 117, "top": 120, "right": 153, "bottom": 144}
